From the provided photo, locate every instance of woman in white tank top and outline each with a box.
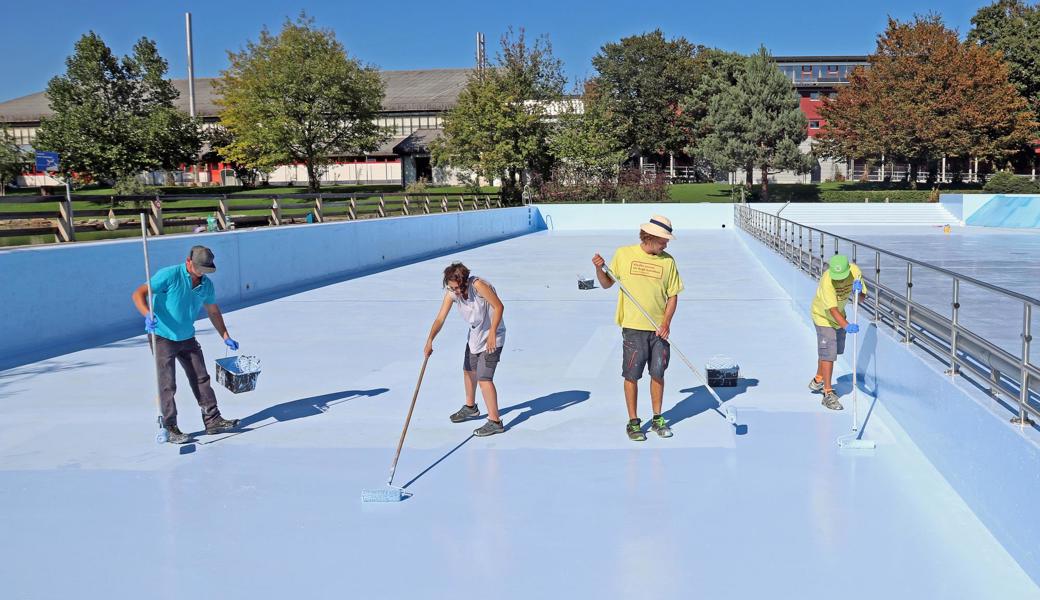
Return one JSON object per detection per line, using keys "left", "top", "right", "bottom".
{"left": 424, "top": 262, "right": 507, "bottom": 437}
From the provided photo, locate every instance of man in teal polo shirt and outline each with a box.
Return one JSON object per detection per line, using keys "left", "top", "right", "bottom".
{"left": 131, "top": 246, "right": 240, "bottom": 444}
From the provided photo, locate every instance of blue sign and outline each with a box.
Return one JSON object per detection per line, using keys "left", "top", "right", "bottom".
{"left": 34, "top": 151, "right": 60, "bottom": 172}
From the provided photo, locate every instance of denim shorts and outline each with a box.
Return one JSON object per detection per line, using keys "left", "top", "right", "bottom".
{"left": 621, "top": 328, "right": 670, "bottom": 381}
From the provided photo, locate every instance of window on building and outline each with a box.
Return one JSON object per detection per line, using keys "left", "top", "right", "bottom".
{"left": 809, "top": 91, "right": 820, "bottom": 100}
{"left": 809, "top": 120, "right": 821, "bottom": 129}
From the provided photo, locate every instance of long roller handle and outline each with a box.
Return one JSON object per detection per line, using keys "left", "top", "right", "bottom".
{"left": 141, "top": 214, "right": 167, "bottom": 441}
{"left": 387, "top": 354, "right": 430, "bottom": 487}
{"left": 601, "top": 264, "right": 725, "bottom": 408}
{"left": 851, "top": 282, "right": 860, "bottom": 433}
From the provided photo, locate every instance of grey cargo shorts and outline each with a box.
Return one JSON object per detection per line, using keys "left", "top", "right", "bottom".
{"left": 816, "top": 325, "right": 846, "bottom": 361}
{"left": 464, "top": 344, "right": 502, "bottom": 381}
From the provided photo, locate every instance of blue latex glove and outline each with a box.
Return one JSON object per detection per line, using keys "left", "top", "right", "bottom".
{"left": 846, "top": 323, "right": 860, "bottom": 334}
{"left": 852, "top": 279, "right": 863, "bottom": 293}
{"left": 224, "top": 337, "right": 240, "bottom": 351}
{"left": 144, "top": 314, "right": 157, "bottom": 333}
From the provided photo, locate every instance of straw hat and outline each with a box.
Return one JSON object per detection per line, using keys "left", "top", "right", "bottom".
{"left": 640, "top": 215, "right": 675, "bottom": 240}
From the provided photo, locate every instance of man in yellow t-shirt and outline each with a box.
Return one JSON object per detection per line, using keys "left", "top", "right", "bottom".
{"left": 592, "top": 215, "right": 684, "bottom": 442}
{"left": 809, "top": 254, "right": 867, "bottom": 410}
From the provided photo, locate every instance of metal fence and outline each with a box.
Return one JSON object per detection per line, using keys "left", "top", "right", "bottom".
{"left": 735, "top": 203, "right": 1039, "bottom": 427}
{"left": 0, "top": 192, "right": 504, "bottom": 245}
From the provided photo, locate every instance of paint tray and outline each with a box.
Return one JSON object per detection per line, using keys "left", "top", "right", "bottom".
{"left": 215, "top": 355, "right": 262, "bottom": 394}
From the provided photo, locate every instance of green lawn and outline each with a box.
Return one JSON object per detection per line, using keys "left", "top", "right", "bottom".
{"left": 0, "top": 185, "right": 503, "bottom": 248}
{"left": 1, "top": 182, "right": 498, "bottom": 198}
{"left": 667, "top": 184, "right": 734, "bottom": 202}
{"left": 0, "top": 184, "right": 500, "bottom": 221}
{"left": 667, "top": 181, "right": 991, "bottom": 203}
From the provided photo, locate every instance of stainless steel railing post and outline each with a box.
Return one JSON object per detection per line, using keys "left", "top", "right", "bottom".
{"left": 819, "top": 231, "right": 825, "bottom": 271}
{"left": 949, "top": 279, "right": 960, "bottom": 376}
{"left": 875, "top": 251, "right": 881, "bottom": 323}
{"left": 808, "top": 229, "right": 813, "bottom": 275}
{"left": 799, "top": 225, "right": 805, "bottom": 272}
{"left": 905, "top": 263, "right": 914, "bottom": 343}
{"left": 1013, "top": 303, "right": 1035, "bottom": 426}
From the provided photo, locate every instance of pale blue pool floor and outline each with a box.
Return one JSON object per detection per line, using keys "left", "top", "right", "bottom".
{"left": 1, "top": 230, "right": 1037, "bottom": 599}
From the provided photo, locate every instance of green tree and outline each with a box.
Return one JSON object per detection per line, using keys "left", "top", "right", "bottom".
{"left": 216, "top": 14, "right": 385, "bottom": 192}
{"left": 0, "top": 127, "right": 30, "bottom": 195}
{"left": 682, "top": 48, "right": 748, "bottom": 179}
{"left": 547, "top": 80, "right": 627, "bottom": 182}
{"left": 700, "top": 47, "right": 811, "bottom": 201}
{"left": 201, "top": 125, "right": 274, "bottom": 187}
{"left": 969, "top": 0, "right": 1040, "bottom": 120}
{"left": 820, "top": 15, "right": 1036, "bottom": 179}
{"left": 35, "top": 33, "right": 200, "bottom": 187}
{"left": 432, "top": 28, "right": 565, "bottom": 201}
{"left": 590, "top": 30, "right": 701, "bottom": 159}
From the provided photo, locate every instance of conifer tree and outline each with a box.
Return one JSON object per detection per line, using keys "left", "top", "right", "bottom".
{"left": 701, "top": 47, "right": 811, "bottom": 200}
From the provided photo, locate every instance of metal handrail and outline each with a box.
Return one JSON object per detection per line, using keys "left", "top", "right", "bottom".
{"left": 750, "top": 204, "right": 1040, "bottom": 307}
{"left": 734, "top": 203, "right": 1038, "bottom": 427}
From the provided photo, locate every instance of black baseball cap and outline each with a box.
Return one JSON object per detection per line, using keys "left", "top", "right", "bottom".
{"left": 189, "top": 245, "right": 216, "bottom": 274}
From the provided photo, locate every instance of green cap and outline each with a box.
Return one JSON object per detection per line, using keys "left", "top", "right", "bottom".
{"left": 828, "top": 254, "right": 851, "bottom": 280}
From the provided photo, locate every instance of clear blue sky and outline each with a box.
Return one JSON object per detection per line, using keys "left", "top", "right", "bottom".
{"left": 1, "top": 0, "right": 989, "bottom": 101}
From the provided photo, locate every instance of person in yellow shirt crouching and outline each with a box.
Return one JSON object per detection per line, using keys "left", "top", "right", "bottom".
{"left": 592, "top": 215, "right": 684, "bottom": 442}
{"left": 809, "top": 254, "right": 867, "bottom": 410}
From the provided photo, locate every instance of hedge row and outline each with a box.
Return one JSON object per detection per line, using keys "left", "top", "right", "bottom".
{"left": 819, "top": 190, "right": 934, "bottom": 202}
{"left": 748, "top": 189, "right": 931, "bottom": 202}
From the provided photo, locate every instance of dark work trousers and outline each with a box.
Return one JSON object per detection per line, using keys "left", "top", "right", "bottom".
{"left": 153, "top": 335, "right": 221, "bottom": 428}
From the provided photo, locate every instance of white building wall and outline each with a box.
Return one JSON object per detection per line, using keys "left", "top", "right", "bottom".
{"left": 266, "top": 161, "right": 402, "bottom": 186}
{"left": 730, "top": 138, "right": 850, "bottom": 184}
{"left": 16, "top": 173, "right": 64, "bottom": 187}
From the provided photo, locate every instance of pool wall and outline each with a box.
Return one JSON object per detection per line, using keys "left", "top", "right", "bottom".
{"left": 942, "top": 193, "right": 1040, "bottom": 227}
{"left": 0, "top": 207, "right": 537, "bottom": 368}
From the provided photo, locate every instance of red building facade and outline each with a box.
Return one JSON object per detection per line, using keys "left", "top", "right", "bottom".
{"left": 774, "top": 56, "right": 869, "bottom": 138}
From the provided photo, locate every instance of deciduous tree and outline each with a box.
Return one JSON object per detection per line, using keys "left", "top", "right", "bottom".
{"left": 0, "top": 127, "right": 30, "bottom": 195}
{"left": 590, "top": 30, "right": 701, "bottom": 158}
{"left": 35, "top": 33, "right": 200, "bottom": 187}
{"left": 547, "top": 80, "right": 627, "bottom": 183}
{"left": 216, "top": 14, "right": 385, "bottom": 192}
{"left": 820, "top": 15, "right": 1037, "bottom": 177}
{"left": 969, "top": 0, "right": 1040, "bottom": 120}
{"left": 432, "top": 28, "right": 565, "bottom": 201}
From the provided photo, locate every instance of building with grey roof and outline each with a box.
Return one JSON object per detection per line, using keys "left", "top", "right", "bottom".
{"left": 0, "top": 68, "right": 472, "bottom": 186}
